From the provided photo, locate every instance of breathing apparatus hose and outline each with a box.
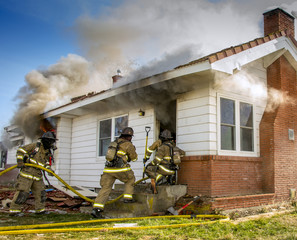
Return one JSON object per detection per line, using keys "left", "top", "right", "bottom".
{"left": 0, "top": 164, "right": 149, "bottom": 205}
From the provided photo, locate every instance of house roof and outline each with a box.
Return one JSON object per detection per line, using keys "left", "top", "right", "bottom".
{"left": 44, "top": 29, "right": 297, "bottom": 118}
{"left": 175, "top": 30, "right": 290, "bottom": 69}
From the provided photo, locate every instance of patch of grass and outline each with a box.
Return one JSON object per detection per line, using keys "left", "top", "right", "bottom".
{"left": 1, "top": 212, "right": 297, "bottom": 239}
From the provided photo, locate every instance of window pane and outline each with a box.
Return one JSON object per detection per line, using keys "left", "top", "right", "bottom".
{"left": 240, "top": 102, "right": 253, "bottom": 127}
{"left": 221, "top": 125, "right": 235, "bottom": 150}
{"left": 99, "top": 139, "right": 111, "bottom": 156}
{"left": 241, "top": 128, "right": 253, "bottom": 151}
{"left": 221, "top": 98, "right": 235, "bottom": 125}
{"left": 114, "top": 116, "right": 128, "bottom": 137}
{"left": 100, "top": 119, "right": 111, "bottom": 138}
{"left": 99, "top": 119, "right": 111, "bottom": 156}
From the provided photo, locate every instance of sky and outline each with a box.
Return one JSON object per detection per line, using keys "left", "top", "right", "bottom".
{"left": 1, "top": 0, "right": 297, "bottom": 139}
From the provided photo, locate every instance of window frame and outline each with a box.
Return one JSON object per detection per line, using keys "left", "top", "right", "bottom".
{"left": 97, "top": 114, "right": 128, "bottom": 158}
{"left": 217, "top": 95, "right": 256, "bottom": 156}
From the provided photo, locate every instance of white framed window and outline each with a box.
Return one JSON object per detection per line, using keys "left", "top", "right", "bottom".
{"left": 98, "top": 115, "right": 128, "bottom": 157}
{"left": 219, "top": 96, "right": 254, "bottom": 155}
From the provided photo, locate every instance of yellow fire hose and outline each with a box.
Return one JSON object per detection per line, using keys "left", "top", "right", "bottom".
{"left": 0, "top": 215, "right": 228, "bottom": 235}
{"left": 0, "top": 164, "right": 149, "bottom": 204}
{"left": 0, "top": 164, "right": 229, "bottom": 235}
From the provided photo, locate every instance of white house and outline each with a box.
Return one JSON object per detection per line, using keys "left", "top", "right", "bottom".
{"left": 40, "top": 8, "right": 297, "bottom": 209}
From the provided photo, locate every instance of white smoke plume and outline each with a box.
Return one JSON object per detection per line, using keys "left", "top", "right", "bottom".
{"left": 214, "top": 70, "right": 296, "bottom": 113}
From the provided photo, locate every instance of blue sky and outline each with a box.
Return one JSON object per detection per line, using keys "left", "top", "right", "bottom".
{"left": 0, "top": 0, "right": 296, "bottom": 136}
{"left": 0, "top": 0, "right": 115, "bottom": 130}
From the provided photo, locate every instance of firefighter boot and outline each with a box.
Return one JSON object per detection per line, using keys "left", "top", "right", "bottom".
{"left": 123, "top": 198, "right": 136, "bottom": 203}
{"left": 91, "top": 208, "right": 104, "bottom": 219}
{"left": 151, "top": 179, "right": 158, "bottom": 194}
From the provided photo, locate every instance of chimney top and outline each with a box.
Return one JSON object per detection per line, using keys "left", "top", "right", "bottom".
{"left": 263, "top": 8, "right": 295, "bottom": 37}
{"left": 112, "top": 70, "right": 123, "bottom": 84}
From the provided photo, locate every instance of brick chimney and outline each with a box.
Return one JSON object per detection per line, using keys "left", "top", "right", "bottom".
{"left": 112, "top": 69, "right": 123, "bottom": 84}
{"left": 260, "top": 8, "right": 297, "bottom": 195}
{"left": 263, "top": 8, "right": 295, "bottom": 37}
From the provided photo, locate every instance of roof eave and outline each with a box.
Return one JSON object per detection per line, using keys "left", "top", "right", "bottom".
{"left": 211, "top": 36, "right": 297, "bottom": 74}
{"left": 45, "top": 60, "right": 212, "bottom": 118}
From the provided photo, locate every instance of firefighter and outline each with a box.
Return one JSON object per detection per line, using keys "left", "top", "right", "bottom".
{"left": 91, "top": 127, "right": 138, "bottom": 219}
{"left": 144, "top": 129, "right": 185, "bottom": 194}
{"left": 9, "top": 131, "right": 57, "bottom": 216}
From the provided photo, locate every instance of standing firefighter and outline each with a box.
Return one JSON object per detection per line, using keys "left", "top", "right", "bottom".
{"left": 9, "top": 131, "right": 57, "bottom": 216}
{"left": 92, "top": 127, "right": 138, "bottom": 219}
{"left": 144, "top": 129, "right": 185, "bottom": 194}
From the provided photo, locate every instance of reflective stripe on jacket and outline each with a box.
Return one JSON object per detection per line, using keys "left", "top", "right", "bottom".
{"left": 103, "top": 167, "right": 132, "bottom": 173}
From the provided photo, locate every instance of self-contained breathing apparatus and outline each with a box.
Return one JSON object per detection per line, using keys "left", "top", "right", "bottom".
{"left": 105, "top": 140, "right": 125, "bottom": 168}
{"left": 163, "top": 142, "right": 182, "bottom": 185}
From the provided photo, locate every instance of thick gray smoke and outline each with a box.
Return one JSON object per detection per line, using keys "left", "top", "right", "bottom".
{"left": 5, "top": 0, "right": 297, "bottom": 143}
{"left": 11, "top": 54, "right": 105, "bottom": 139}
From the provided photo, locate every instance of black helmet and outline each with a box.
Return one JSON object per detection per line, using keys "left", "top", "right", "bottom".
{"left": 121, "top": 127, "right": 134, "bottom": 136}
{"left": 160, "top": 129, "right": 172, "bottom": 140}
{"left": 40, "top": 131, "right": 58, "bottom": 141}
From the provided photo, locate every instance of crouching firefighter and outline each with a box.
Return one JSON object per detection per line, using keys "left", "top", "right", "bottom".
{"left": 144, "top": 129, "right": 185, "bottom": 194}
{"left": 9, "top": 131, "right": 57, "bottom": 216}
{"left": 92, "top": 127, "right": 138, "bottom": 219}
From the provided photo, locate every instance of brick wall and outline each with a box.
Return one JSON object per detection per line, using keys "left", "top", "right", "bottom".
{"left": 260, "top": 56, "right": 297, "bottom": 200}
{"left": 264, "top": 8, "right": 295, "bottom": 37}
{"left": 177, "top": 155, "right": 212, "bottom": 196}
{"left": 211, "top": 193, "right": 275, "bottom": 210}
{"left": 178, "top": 155, "right": 263, "bottom": 197}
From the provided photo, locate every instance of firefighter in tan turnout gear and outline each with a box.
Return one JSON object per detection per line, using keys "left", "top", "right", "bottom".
{"left": 9, "top": 131, "right": 57, "bottom": 216}
{"left": 92, "top": 127, "right": 138, "bottom": 219}
{"left": 144, "top": 129, "right": 185, "bottom": 194}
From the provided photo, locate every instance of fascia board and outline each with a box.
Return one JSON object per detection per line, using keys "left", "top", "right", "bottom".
{"left": 45, "top": 60, "right": 211, "bottom": 117}
{"left": 275, "top": 36, "right": 297, "bottom": 61}
{"left": 210, "top": 36, "right": 294, "bottom": 74}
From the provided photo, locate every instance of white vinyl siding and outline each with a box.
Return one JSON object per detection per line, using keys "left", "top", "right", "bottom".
{"left": 54, "top": 107, "right": 155, "bottom": 189}
{"left": 176, "top": 80, "right": 217, "bottom": 155}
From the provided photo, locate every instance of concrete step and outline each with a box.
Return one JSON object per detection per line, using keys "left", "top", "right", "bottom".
{"left": 100, "top": 184, "right": 188, "bottom": 218}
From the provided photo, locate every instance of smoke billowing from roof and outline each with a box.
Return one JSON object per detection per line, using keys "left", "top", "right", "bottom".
{"left": 11, "top": 54, "right": 108, "bottom": 139}
{"left": 5, "top": 0, "right": 297, "bottom": 141}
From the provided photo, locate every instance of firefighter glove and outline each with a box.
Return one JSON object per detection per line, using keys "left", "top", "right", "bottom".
{"left": 23, "top": 154, "right": 29, "bottom": 163}
{"left": 17, "top": 161, "right": 24, "bottom": 168}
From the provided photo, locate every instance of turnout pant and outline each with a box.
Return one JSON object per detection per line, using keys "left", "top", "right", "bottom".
{"left": 94, "top": 169, "right": 135, "bottom": 210}
{"left": 10, "top": 175, "right": 46, "bottom": 212}
{"left": 145, "top": 163, "right": 175, "bottom": 183}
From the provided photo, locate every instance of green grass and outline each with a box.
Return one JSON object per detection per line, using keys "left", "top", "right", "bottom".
{"left": 1, "top": 211, "right": 297, "bottom": 239}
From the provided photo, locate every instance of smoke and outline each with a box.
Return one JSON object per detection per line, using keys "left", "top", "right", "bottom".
{"left": 11, "top": 54, "right": 108, "bottom": 139}
{"left": 214, "top": 70, "right": 296, "bottom": 113}
{"left": 75, "top": 0, "right": 263, "bottom": 81}
{"left": 5, "top": 0, "right": 297, "bottom": 142}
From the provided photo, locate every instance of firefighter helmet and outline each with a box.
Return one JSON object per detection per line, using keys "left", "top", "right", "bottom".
{"left": 40, "top": 131, "right": 57, "bottom": 150}
{"left": 160, "top": 129, "right": 172, "bottom": 139}
{"left": 40, "top": 131, "right": 58, "bottom": 140}
{"left": 121, "top": 127, "right": 134, "bottom": 136}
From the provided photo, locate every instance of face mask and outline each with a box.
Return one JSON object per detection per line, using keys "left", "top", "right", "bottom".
{"left": 42, "top": 139, "right": 55, "bottom": 150}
